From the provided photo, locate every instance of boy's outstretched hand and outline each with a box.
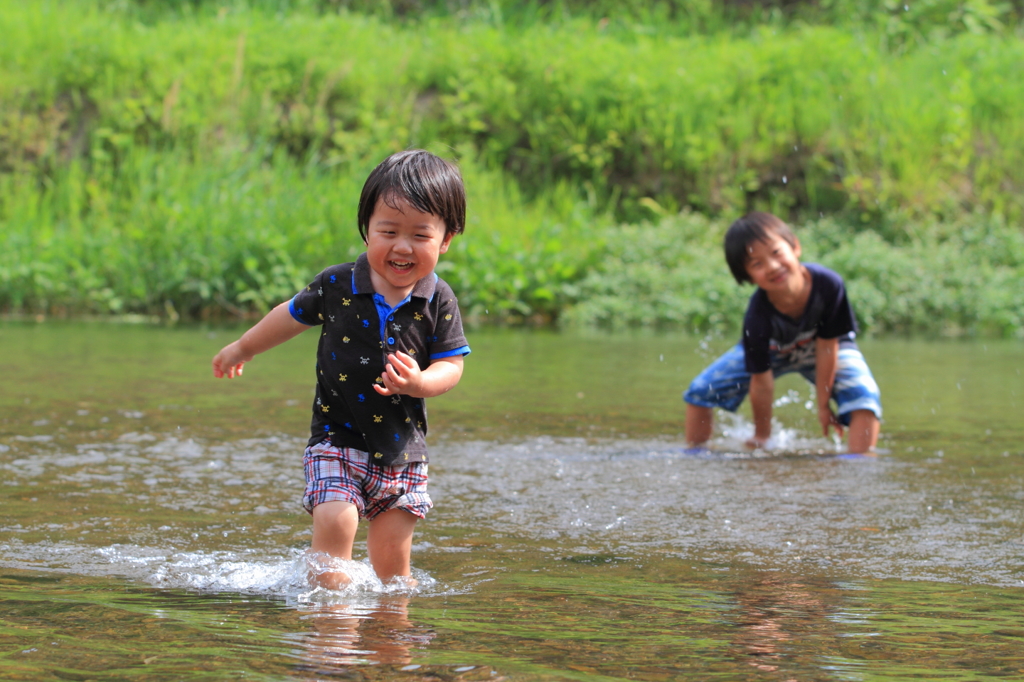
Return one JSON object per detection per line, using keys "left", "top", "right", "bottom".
{"left": 212, "top": 341, "right": 250, "bottom": 379}
{"left": 209, "top": 302, "right": 309, "bottom": 379}
{"left": 819, "top": 404, "right": 844, "bottom": 439}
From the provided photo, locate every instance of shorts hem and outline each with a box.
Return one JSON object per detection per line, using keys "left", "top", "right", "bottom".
{"left": 390, "top": 502, "right": 432, "bottom": 521}
{"left": 835, "top": 400, "right": 883, "bottom": 423}
{"left": 683, "top": 394, "right": 741, "bottom": 412}
{"left": 302, "top": 490, "right": 363, "bottom": 515}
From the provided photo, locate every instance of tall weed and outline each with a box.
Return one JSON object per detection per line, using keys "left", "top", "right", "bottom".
{"left": 0, "top": 146, "right": 603, "bottom": 320}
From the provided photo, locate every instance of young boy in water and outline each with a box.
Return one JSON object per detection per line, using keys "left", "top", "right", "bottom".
{"left": 212, "top": 150, "right": 470, "bottom": 588}
{"left": 684, "top": 212, "right": 881, "bottom": 454}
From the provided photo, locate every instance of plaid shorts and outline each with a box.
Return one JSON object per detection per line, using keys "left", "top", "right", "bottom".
{"left": 302, "top": 441, "right": 432, "bottom": 520}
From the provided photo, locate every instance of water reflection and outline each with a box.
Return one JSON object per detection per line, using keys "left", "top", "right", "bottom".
{"left": 290, "top": 597, "right": 435, "bottom": 672}
{"left": 729, "top": 576, "right": 845, "bottom": 679}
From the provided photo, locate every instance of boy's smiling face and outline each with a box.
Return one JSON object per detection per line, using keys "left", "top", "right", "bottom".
{"left": 743, "top": 233, "right": 804, "bottom": 293}
{"left": 365, "top": 196, "right": 453, "bottom": 303}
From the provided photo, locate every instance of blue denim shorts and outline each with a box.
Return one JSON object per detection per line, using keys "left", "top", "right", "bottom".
{"left": 683, "top": 343, "right": 882, "bottom": 425}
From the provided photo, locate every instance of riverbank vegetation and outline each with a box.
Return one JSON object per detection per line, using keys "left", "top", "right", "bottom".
{"left": 2, "top": 0, "right": 1023, "bottom": 335}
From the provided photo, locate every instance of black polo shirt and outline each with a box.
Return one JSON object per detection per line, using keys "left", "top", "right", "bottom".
{"left": 288, "top": 253, "right": 470, "bottom": 466}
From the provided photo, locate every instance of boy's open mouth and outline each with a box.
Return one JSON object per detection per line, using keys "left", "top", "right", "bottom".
{"left": 389, "top": 260, "right": 415, "bottom": 271}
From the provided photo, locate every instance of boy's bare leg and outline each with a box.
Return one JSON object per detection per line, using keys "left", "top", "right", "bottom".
{"left": 311, "top": 500, "right": 360, "bottom": 589}
{"left": 685, "top": 404, "right": 714, "bottom": 446}
{"left": 846, "top": 409, "right": 880, "bottom": 454}
{"left": 367, "top": 508, "right": 418, "bottom": 585}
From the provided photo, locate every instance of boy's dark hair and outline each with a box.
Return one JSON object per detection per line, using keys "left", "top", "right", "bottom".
{"left": 723, "top": 212, "right": 798, "bottom": 284}
{"left": 357, "top": 150, "right": 466, "bottom": 241}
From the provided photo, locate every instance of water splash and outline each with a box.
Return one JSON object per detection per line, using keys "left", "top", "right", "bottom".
{"left": 2, "top": 427, "right": 1021, "bottom": 591}
{"left": 0, "top": 539, "right": 435, "bottom": 601}
{"left": 714, "top": 411, "right": 842, "bottom": 455}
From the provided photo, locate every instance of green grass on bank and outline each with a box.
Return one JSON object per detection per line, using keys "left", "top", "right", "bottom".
{"left": 79, "top": 0, "right": 1024, "bottom": 43}
{"left": 566, "top": 212, "right": 1024, "bottom": 337}
{"left": 4, "top": 146, "right": 1023, "bottom": 336}
{"left": 0, "top": 147, "right": 602, "bottom": 322}
{"left": 2, "top": 1, "right": 1024, "bottom": 336}
{"left": 2, "top": 1, "right": 1023, "bottom": 219}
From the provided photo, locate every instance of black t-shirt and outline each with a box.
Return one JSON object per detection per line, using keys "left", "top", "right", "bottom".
{"left": 742, "top": 263, "right": 858, "bottom": 374}
{"left": 289, "top": 254, "right": 469, "bottom": 466}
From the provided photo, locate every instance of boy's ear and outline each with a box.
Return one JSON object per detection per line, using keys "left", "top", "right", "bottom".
{"left": 438, "top": 231, "right": 455, "bottom": 254}
{"left": 792, "top": 237, "right": 802, "bottom": 259}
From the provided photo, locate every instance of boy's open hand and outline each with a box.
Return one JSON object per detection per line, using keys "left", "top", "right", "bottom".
{"left": 819, "top": 404, "right": 844, "bottom": 439}
{"left": 374, "top": 351, "right": 424, "bottom": 397}
{"left": 212, "top": 341, "right": 250, "bottom": 379}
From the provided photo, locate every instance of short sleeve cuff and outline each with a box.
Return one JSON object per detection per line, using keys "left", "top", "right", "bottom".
{"left": 289, "top": 296, "right": 316, "bottom": 326}
{"left": 430, "top": 345, "right": 470, "bottom": 360}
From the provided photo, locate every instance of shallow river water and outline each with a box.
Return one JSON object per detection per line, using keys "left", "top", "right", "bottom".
{"left": 1, "top": 321, "right": 1022, "bottom": 680}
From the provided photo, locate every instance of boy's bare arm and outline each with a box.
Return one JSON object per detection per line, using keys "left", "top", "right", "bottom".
{"left": 373, "top": 352, "right": 464, "bottom": 399}
{"left": 814, "top": 336, "right": 844, "bottom": 438}
{"left": 748, "top": 370, "right": 774, "bottom": 446}
{"left": 212, "top": 301, "right": 310, "bottom": 378}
